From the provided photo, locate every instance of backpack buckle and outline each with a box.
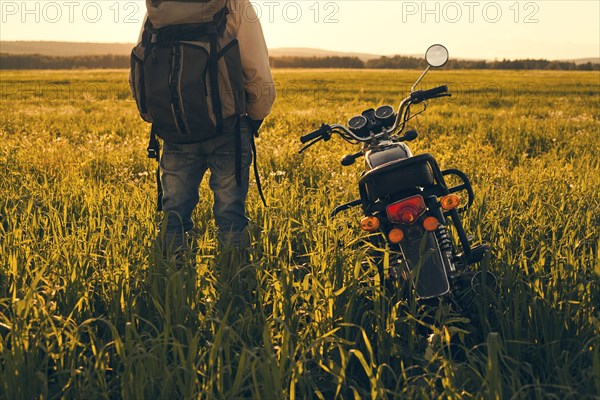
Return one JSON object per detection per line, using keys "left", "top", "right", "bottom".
{"left": 147, "top": 126, "right": 160, "bottom": 160}
{"left": 147, "top": 146, "right": 159, "bottom": 160}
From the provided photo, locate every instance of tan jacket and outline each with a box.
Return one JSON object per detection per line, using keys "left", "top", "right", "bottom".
{"left": 225, "top": 0, "right": 276, "bottom": 121}
{"left": 137, "top": 0, "right": 276, "bottom": 121}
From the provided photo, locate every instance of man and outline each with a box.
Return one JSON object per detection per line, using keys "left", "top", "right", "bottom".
{"left": 144, "top": 0, "right": 276, "bottom": 255}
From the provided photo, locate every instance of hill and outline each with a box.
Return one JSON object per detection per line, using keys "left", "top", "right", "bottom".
{"left": 1, "top": 41, "right": 384, "bottom": 59}
{"left": 0, "top": 41, "right": 134, "bottom": 56}
{"left": 1, "top": 41, "right": 598, "bottom": 67}
{"left": 268, "top": 47, "right": 382, "bottom": 61}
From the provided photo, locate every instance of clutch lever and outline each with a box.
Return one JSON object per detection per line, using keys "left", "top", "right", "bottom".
{"left": 299, "top": 137, "right": 323, "bottom": 154}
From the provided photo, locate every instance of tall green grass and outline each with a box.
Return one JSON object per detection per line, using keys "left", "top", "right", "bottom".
{"left": 0, "top": 69, "right": 598, "bottom": 398}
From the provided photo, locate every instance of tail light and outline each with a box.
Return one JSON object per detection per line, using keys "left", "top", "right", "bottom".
{"left": 440, "top": 194, "right": 461, "bottom": 210}
{"left": 360, "top": 216, "right": 380, "bottom": 232}
{"left": 386, "top": 195, "right": 426, "bottom": 224}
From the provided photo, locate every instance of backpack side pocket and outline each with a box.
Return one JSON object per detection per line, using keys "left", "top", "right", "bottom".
{"left": 178, "top": 41, "right": 219, "bottom": 142}
{"left": 142, "top": 41, "right": 219, "bottom": 144}
{"left": 130, "top": 44, "right": 152, "bottom": 123}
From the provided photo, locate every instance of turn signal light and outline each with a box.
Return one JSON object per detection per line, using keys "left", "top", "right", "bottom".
{"left": 360, "top": 216, "right": 380, "bottom": 232}
{"left": 440, "top": 194, "right": 461, "bottom": 210}
{"left": 423, "top": 216, "right": 440, "bottom": 232}
{"left": 388, "top": 228, "right": 405, "bottom": 243}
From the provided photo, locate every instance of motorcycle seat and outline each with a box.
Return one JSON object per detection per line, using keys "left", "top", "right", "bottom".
{"left": 358, "top": 153, "right": 439, "bottom": 202}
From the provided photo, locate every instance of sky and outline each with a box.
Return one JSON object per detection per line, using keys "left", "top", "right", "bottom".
{"left": 1, "top": 0, "right": 599, "bottom": 60}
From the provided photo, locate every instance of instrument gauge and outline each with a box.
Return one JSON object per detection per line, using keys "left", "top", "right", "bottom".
{"left": 348, "top": 115, "right": 369, "bottom": 137}
{"left": 374, "top": 105, "right": 396, "bottom": 127}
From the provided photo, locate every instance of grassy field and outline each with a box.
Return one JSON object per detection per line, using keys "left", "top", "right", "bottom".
{"left": 0, "top": 68, "right": 599, "bottom": 399}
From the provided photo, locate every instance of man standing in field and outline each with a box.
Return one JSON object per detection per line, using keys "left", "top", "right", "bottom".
{"left": 132, "top": 0, "right": 276, "bottom": 258}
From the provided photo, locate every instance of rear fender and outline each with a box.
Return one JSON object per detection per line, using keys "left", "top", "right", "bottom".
{"left": 397, "top": 228, "right": 451, "bottom": 299}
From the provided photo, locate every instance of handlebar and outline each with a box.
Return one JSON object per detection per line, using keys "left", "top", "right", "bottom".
{"left": 301, "top": 84, "right": 450, "bottom": 145}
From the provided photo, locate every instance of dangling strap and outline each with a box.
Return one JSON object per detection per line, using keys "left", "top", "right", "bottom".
{"left": 251, "top": 133, "right": 267, "bottom": 207}
{"left": 147, "top": 125, "right": 163, "bottom": 212}
{"left": 235, "top": 116, "right": 242, "bottom": 187}
{"left": 235, "top": 117, "right": 266, "bottom": 206}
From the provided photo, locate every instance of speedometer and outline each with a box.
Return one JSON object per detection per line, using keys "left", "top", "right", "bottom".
{"left": 348, "top": 115, "right": 369, "bottom": 137}
{"left": 374, "top": 105, "right": 396, "bottom": 128}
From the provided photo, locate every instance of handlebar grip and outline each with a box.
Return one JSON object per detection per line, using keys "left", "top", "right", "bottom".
{"left": 300, "top": 124, "right": 328, "bottom": 143}
{"left": 411, "top": 85, "right": 449, "bottom": 103}
{"left": 422, "top": 85, "right": 448, "bottom": 98}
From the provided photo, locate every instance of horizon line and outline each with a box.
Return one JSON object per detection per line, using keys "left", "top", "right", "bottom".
{"left": 1, "top": 40, "right": 598, "bottom": 62}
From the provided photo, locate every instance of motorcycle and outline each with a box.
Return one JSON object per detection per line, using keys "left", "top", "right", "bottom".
{"left": 299, "top": 44, "right": 494, "bottom": 303}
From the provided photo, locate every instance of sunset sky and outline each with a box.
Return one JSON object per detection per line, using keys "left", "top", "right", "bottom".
{"left": 1, "top": 0, "right": 599, "bottom": 60}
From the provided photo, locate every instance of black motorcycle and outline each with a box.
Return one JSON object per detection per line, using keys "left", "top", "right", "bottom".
{"left": 300, "top": 45, "right": 493, "bottom": 302}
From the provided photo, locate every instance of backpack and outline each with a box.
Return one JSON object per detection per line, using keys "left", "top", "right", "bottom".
{"left": 130, "top": 0, "right": 245, "bottom": 144}
{"left": 129, "top": 0, "right": 258, "bottom": 210}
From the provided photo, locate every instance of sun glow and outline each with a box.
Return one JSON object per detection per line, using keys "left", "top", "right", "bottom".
{"left": 1, "top": 0, "right": 598, "bottom": 59}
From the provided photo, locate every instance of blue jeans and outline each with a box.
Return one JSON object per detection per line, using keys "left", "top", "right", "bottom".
{"left": 159, "top": 117, "right": 252, "bottom": 248}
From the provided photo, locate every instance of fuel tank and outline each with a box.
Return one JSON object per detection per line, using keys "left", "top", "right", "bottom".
{"left": 365, "top": 142, "right": 413, "bottom": 170}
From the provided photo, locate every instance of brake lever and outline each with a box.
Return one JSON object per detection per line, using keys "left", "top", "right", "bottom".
{"left": 341, "top": 150, "right": 363, "bottom": 166}
{"left": 299, "top": 137, "right": 323, "bottom": 154}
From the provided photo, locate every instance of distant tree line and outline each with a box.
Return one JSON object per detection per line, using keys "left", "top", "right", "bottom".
{"left": 1, "top": 53, "right": 598, "bottom": 71}
{"left": 269, "top": 56, "right": 365, "bottom": 69}
{"left": 0, "top": 54, "right": 130, "bottom": 69}
{"left": 271, "top": 55, "right": 600, "bottom": 70}
{"left": 366, "top": 56, "right": 599, "bottom": 71}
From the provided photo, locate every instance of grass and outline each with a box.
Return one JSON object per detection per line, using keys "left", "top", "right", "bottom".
{"left": 0, "top": 68, "right": 599, "bottom": 399}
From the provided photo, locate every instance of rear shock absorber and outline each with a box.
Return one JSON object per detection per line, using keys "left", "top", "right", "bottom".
{"left": 388, "top": 252, "right": 401, "bottom": 280}
{"left": 387, "top": 245, "right": 408, "bottom": 282}
{"left": 435, "top": 225, "right": 455, "bottom": 272}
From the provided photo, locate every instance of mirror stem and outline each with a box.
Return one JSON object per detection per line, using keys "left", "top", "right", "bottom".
{"left": 411, "top": 65, "right": 430, "bottom": 92}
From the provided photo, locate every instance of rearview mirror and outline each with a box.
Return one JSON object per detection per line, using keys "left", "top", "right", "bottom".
{"left": 425, "top": 44, "right": 449, "bottom": 68}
